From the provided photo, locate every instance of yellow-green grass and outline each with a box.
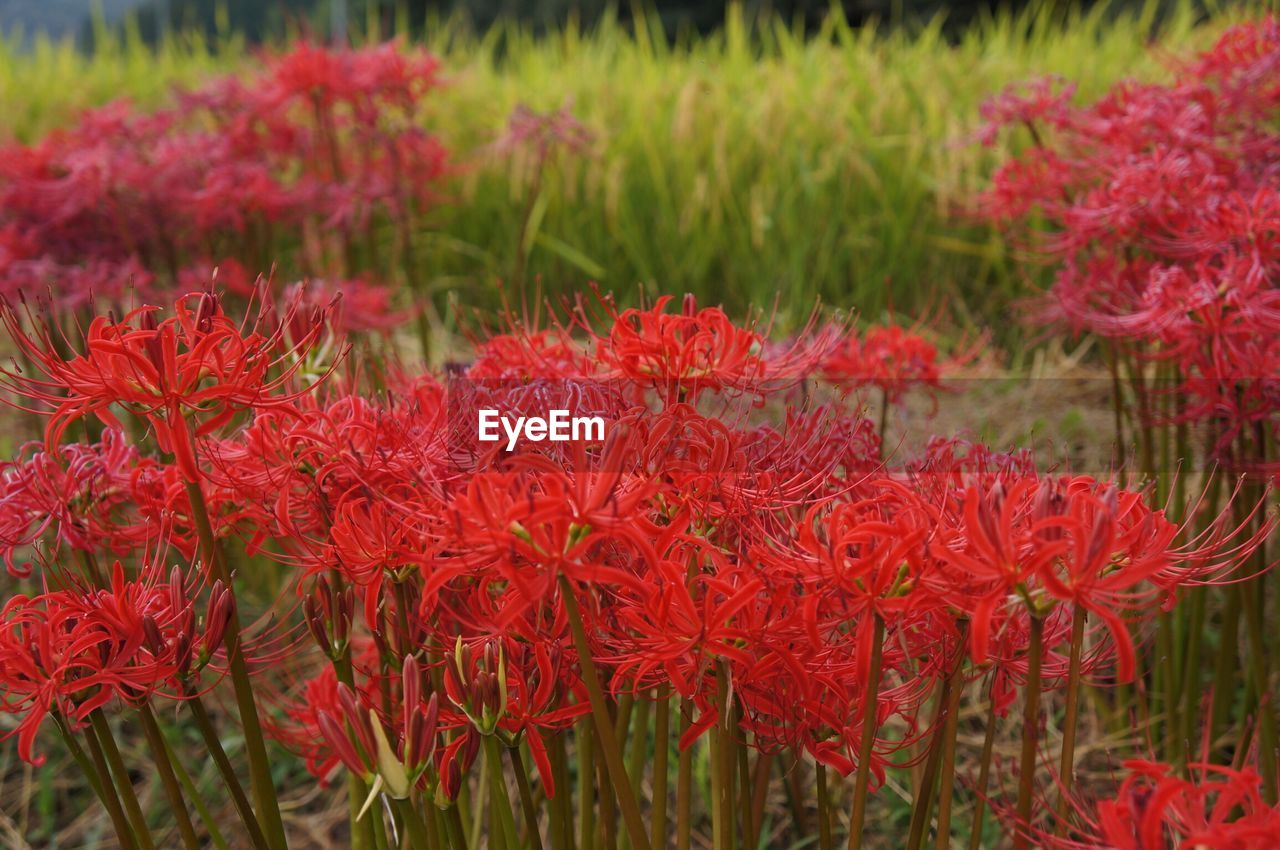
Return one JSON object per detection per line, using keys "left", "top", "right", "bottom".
{"left": 0, "top": 2, "right": 1259, "bottom": 333}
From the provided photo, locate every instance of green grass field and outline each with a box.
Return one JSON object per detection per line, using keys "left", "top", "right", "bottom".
{"left": 0, "top": 2, "right": 1251, "bottom": 335}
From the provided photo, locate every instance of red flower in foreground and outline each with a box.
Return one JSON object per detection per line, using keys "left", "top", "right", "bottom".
{"left": 1042, "top": 760, "right": 1280, "bottom": 849}
{"left": 0, "top": 563, "right": 231, "bottom": 764}
{"left": 0, "top": 291, "right": 337, "bottom": 480}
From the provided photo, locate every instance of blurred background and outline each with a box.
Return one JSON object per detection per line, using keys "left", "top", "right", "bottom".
{"left": 1, "top": 0, "right": 1207, "bottom": 48}
{"left": 0, "top": 0, "right": 1246, "bottom": 352}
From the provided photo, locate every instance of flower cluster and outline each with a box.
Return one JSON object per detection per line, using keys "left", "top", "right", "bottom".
{"left": 0, "top": 288, "right": 1268, "bottom": 850}
{"left": 0, "top": 42, "right": 447, "bottom": 328}
{"left": 1039, "top": 760, "right": 1280, "bottom": 849}
{"left": 979, "top": 18, "right": 1280, "bottom": 467}
{"left": 0, "top": 20, "right": 1277, "bottom": 850}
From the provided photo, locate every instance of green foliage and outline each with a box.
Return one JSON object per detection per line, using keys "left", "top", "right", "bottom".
{"left": 0, "top": 1, "right": 1253, "bottom": 333}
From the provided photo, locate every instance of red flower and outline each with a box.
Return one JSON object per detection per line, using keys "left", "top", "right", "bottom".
{"left": 1042, "top": 759, "right": 1280, "bottom": 849}
{"left": 1, "top": 291, "right": 336, "bottom": 480}
{"left": 595, "top": 295, "right": 768, "bottom": 401}
{"left": 822, "top": 323, "right": 972, "bottom": 404}
{"left": 0, "top": 562, "right": 228, "bottom": 764}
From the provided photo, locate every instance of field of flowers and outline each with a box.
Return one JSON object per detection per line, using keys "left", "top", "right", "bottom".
{"left": 0, "top": 1, "right": 1244, "bottom": 331}
{"left": 0, "top": 5, "right": 1278, "bottom": 850}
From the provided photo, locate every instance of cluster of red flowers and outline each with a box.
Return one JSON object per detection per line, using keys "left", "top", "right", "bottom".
{"left": 1043, "top": 760, "right": 1280, "bottom": 849}
{"left": 0, "top": 285, "right": 1270, "bottom": 850}
{"left": 979, "top": 18, "right": 1280, "bottom": 465}
{"left": 0, "top": 43, "right": 445, "bottom": 329}
{"left": 0, "top": 20, "right": 1277, "bottom": 850}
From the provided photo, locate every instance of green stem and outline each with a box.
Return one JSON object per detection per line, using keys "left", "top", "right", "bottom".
{"left": 722, "top": 698, "right": 737, "bottom": 850}
{"left": 597, "top": 730, "right": 618, "bottom": 850}
{"left": 465, "top": 754, "right": 483, "bottom": 847}
{"left": 650, "top": 693, "right": 671, "bottom": 850}
{"left": 424, "top": 799, "right": 445, "bottom": 850}
{"left": 549, "top": 733, "right": 574, "bottom": 850}
{"left": 578, "top": 717, "right": 596, "bottom": 850}
{"left": 184, "top": 478, "right": 289, "bottom": 850}
{"left": 815, "top": 763, "right": 833, "bottom": 850}
{"left": 738, "top": 730, "right": 757, "bottom": 850}
{"left": 906, "top": 676, "right": 950, "bottom": 850}
{"left": 675, "top": 703, "right": 693, "bottom": 850}
{"left": 1178, "top": 588, "right": 1207, "bottom": 767}
{"left": 749, "top": 752, "right": 772, "bottom": 850}
{"left": 1209, "top": 588, "right": 1243, "bottom": 754}
{"left": 90, "top": 710, "right": 157, "bottom": 850}
{"left": 626, "top": 696, "right": 651, "bottom": 796}
{"left": 372, "top": 803, "right": 391, "bottom": 850}
{"left": 394, "top": 799, "right": 434, "bottom": 850}
{"left": 1014, "top": 615, "right": 1045, "bottom": 850}
{"left": 511, "top": 743, "right": 546, "bottom": 850}
{"left": 54, "top": 714, "right": 106, "bottom": 803}
{"left": 1105, "top": 342, "right": 1127, "bottom": 467}
{"left": 967, "top": 679, "right": 999, "bottom": 850}
{"left": 137, "top": 704, "right": 202, "bottom": 850}
{"left": 159, "top": 726, "right": 232, "bottom": 850}
{"left": 482, "top": 735, "right": 520, "bottom": 850}
{"left": 558, "top": 575, "right": 654, "bottom": 850}
{"left": 185, "top": 690, "right": 271, "bottom": 850}
{"left": 1055, "top": 606, "right": 1087, "bottom": 831}
{"left": 712, "top": 663, "right": 734, "bottom": 850}
{"left": 333, "top": 637, "right": 377, "bottom": 850}
{"left": 934, "top": 651, "right": 967, "bottom": 850}
{"left": 783, "top": 752, "right": 809, "bottom": 837}
{"left": 1157, "top": 611, "right": 1179, "bottom": 763}
{"left": 1241, "top": 582, "right": 1278, "bottom": 801}
{"left": 76, "top": 717, "right": 139, "bottom": 850}
{"left": 847, "top": 613, "right": 885, "bottom": 850}
{"left": 444, "top": 804, "right": 470, "bottom": 850}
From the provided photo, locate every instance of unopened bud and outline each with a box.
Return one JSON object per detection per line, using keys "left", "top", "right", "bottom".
{"left": 142, "top": 616, "right": 166, "bottom": 657}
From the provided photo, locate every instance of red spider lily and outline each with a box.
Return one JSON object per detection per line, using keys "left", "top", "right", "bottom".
{"left": 0, "top": 430, "right": 144, "bottom": 578}
{"left": 606, "top": 547, "right": 764, "bottom": 744}
{"left": 6, "top": 272, "right": 1276, "bottom": 849}
{"left": 931, "top": 472, "right": 1270, "bottom": 684}
{"left": 0, "top": 42, "right": 449, "bottom": 319}
{"left": 595, "top": 294, "right": 765, "bottom": 399}
{"left": 302, "top": 577, "right": 355, "bottom": 664}
{"left": 443, "top": 636, "right": 585, "bottom": 795}
{"left": 975, "top": 76, "right": 1078, "bottom": 146}
{"left": 437, "top": 435, "right": 669, "bottom": 622}
{"left": 906, "top": 436, "right": 1037, "bottom": 499}
{"left": 929, "top": 476, "right": 1069, "bottom": 665}
{"left": 978, "top": 18, "right": 1280, "bottom": 464}
{"left": 792, "top": 484, "right": 934, "bottom": 655}
{"left": 204, "top": 384, "right": 451, "bottom": 547}
{"left": 443, "top": 375, "right": 630, "bottom": 474}
{"left": 316, "top": 662, "right": 441, "bottom": 801}
{"left": 272, "top": 639, "right": 384, "bottom": 781}
{"left": 492, "top": 102, "right": 594, "bottom": 162}
{"left": 282, "top": 278, "right": 410, "bottom": 336}
{"left": 0, "top": 562, "right": 229, "bottom": 764}
{"left": 1040, "top": 760, "right": 1280, "bottom": 849}
{"left": 330, "top": 497, "right": 442, "bottom": 623}
{"left": 466, "top": 329, "right": 599, "bottom": 382}
{"left": 0, "top": 291, "right": 338, "bottom": 481}
{"left": 634, "top": 404, "right": 880, "bottom": 532}
{"left": 587, "top": 293, "right": 821, "bottom": 404}
{"left": 821, "top": 323, "right": 957, "bottom": 404}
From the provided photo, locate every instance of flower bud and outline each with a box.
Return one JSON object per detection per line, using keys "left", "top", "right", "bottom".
{"left": 142, "top": 616, "right": 166, "bottom": 657}
{"left": 204, "top": 581, "right": 234, "bottom": 656}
